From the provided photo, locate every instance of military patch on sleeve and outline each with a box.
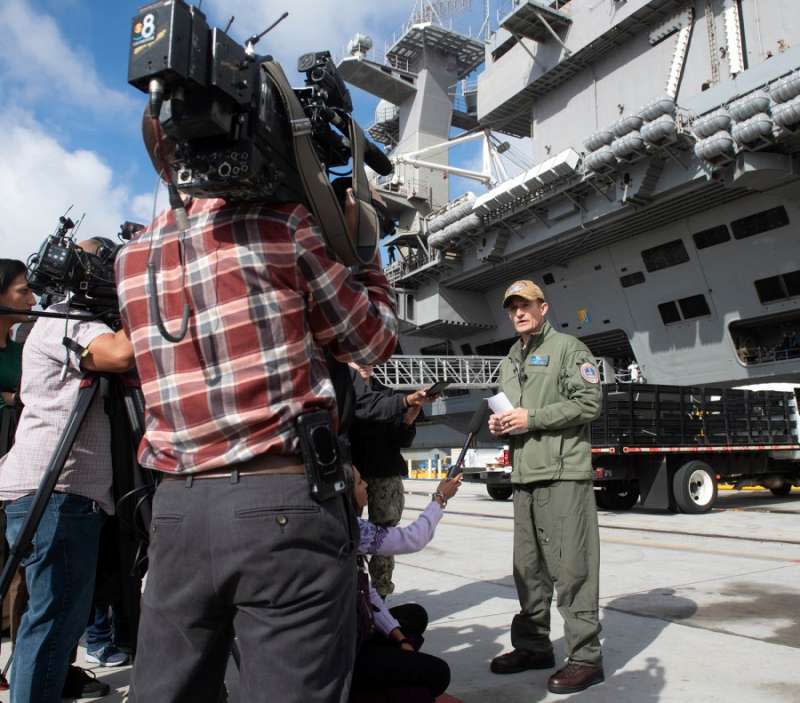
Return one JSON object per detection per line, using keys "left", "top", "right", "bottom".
{"left": 580, "top": 362, "right": 600, "bottom": 384}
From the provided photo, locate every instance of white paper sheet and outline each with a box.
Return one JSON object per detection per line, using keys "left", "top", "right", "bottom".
{"left": 487, "top": 392, "right": 526, "bottom": 434}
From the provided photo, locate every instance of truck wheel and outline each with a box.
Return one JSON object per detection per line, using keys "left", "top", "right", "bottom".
{"left": 595, "top": 482, "right": 639, "bottom": 510}
{"left": 487, "top": 486, "right": 513, "bottom": 501}
{"left": 673, "top": 461, "right": 717, "bottom": 514}
{"left": 769, "top": 483, "right": 792, "bottom": 497}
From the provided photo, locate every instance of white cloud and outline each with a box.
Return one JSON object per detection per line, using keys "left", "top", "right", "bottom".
{"left": 203, "top": 0, "right": 410, "bottom": 69}
{"left": 0, "top": 109, "right": 150, "bottom": 263}
{"left": 0, "top": 0, "right": 136, "bottom": 114}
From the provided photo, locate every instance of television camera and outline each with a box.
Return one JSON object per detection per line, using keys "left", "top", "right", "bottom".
{"left": 127, "top": 0, "right": 394, "bottom": 265}
{"left": 26, "top": 215, "right": 145, "bottom": 324}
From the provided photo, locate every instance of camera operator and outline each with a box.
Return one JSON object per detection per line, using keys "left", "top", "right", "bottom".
{"left": 0, "top": 240, "right": 134, "bottom": 703}
{"left": 115, "top": 115, "right": 398, "bottom": 703}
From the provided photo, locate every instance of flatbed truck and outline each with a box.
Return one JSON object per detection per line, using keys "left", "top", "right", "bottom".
{"left": 464, "top": 384, "right": 800, "bottom": 513}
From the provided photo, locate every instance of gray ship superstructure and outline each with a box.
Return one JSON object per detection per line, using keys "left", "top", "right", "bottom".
{"left": 339, "top": 0, "right": 800, "bottom": 401}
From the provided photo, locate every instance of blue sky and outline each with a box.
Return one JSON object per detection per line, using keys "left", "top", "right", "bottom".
{"left": 0, "top": 0, "right": 501, "bottom": 263}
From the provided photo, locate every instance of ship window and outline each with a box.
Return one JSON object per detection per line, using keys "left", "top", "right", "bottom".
{"left": 730, "top": 312, "right": 800, "bottom": 365}
{"left": 542, "top": 272, "right": 555, "bottom": 285}
{"left": 678, "top": 294, "right": 711, "bottom": 319}
{"left": 755, "top": 269, "right": 800, "bottom": 303}
{"left": 784, "top": 270, "right": 800, "bottom": 297}
{"left": 641, "top": 239, "right": 690, "bottom": 272}
{"left": 658, "top": 301, "right": 681, "bottom": 324}
{"left": 755, "top": 275, "right": 786, "bottom": 303}
{"left": 476, "top": 336, "right": 517, "bottom": 356}
{"left": 731, "top": 206, "right": 789, "bottom": 240}
{"left": 420, "top": 341, "right": 454, "bottom": 355}
{"left": 693, "top": 225, "right": 730, "bottom": 250}
{"left": 620, "top": 271, "right": 645, "bottom": 288}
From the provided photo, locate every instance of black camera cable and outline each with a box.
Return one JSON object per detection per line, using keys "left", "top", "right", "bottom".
{"left": 145, "top": 78, "right": 191, "bottom": 344}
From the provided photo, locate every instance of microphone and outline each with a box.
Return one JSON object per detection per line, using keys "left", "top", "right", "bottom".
{"left": 448, "top": 400, "right": 490, "bottom": 479}
{"left": 363, "top": 139, "right": 394, "bottom": 176}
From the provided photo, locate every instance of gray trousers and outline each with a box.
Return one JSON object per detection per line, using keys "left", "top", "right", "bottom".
{"left": 131, "top": 472, "right": 357, "bottom": 703}
{"left": 511, "top": 480, "right": 602, "bottom": 665}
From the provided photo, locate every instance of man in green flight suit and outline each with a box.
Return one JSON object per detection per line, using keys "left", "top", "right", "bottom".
{"left": 488, "top": 280, "right": 604, "bottom": 695}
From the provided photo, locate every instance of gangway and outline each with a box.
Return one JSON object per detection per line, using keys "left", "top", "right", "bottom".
{"left": 374, "top": 354, "right": 614, "bottom": 389}
{"left": 373, "top": 355, "right": 504, "bottom": 390}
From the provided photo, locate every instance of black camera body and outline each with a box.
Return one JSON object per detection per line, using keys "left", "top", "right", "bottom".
{"left": 296, "top": 411, "right": 347, "bottom": 503}
{"left": 27, "top": 219, "right": 143, "bottom": 322}
{"left": 127, "top": 0, "right": 384, "bottom": 203}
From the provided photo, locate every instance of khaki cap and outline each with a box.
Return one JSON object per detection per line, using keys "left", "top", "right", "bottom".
{"left": 502, "top": 280, "right": 545, "bottom": 307}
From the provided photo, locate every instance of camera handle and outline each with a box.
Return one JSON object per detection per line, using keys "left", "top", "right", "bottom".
{"left": 262, "top": 61, "right": 380, "bottom": 267}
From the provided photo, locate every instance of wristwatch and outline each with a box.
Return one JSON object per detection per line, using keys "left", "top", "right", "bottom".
{"left": 431, "top": 491, "right": 447, "bottom": 508}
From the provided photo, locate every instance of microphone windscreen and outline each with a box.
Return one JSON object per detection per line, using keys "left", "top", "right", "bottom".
{"left": 467, "top": 399, "right": 489, "bottom": 434}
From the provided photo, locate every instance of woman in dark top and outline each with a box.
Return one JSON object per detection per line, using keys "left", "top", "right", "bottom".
{"left": 0, "top": 259, "right": 35, "bottom": 689}
{"left": 0, "top": 259, "right": 35, "bottom": 414}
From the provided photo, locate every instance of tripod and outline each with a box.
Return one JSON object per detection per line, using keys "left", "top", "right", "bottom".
{"left": 0, "top": 371, "right": 156, "bottom": 666}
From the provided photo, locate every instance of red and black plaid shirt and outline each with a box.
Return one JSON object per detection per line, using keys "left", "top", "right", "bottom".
{"left": 116, "top": 198, "right": 398, "bottom": 474}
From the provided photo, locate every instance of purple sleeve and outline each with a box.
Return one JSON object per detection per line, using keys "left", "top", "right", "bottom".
{"left": 370, "top": 582, "right": 400, "bottom": 636}
{"left": 358, "top": 501, "right": 443, "bottom": 555}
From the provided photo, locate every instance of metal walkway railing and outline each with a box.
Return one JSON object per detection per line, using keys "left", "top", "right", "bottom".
{"left": 373, "top": 355, "right": 505, "bottom": 390}
{"left": 374, "top": 354, "right": 615, "bottom": 389}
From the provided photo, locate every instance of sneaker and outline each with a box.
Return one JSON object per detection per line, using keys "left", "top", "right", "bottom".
{"left": 85, "top": 645, "right": 130, "bottom": 668}
{"left": 61, "top": 665, "right": 111, "bottom": 699}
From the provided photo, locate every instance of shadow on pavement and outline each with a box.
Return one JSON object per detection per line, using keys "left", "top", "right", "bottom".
{"left": 394, "top": 583, "right": 697, "bottom": 702}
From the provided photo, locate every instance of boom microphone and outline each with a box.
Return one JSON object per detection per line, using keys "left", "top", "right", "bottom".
{"left": 363, "top": 140, "right": 394, "bottom": 176}
{"left": 448, "top": 399, "right": 490, "bottom": 479}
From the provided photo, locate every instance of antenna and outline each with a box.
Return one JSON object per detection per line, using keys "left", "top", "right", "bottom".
{"left": 224, "top": 16, "right": 235, "bottom": 34}
{"left": 71, "top": 213, "right": 87, "bottom": 240}
{"left": 410, "top": 0, "right": 471, "bottom": 26}
{"left": 245, "top": 11, "right": 289, "bottom": 56}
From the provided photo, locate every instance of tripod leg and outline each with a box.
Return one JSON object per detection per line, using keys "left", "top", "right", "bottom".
{"left": 0, "top": 377, "right": 100, "bottom": 601}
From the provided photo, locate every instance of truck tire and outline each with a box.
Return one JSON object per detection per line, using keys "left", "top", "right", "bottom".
{"left": 487, "top": 485, "right": 513, "bottom": 501}
{"left": 595, "top": 482, "right": 639, "bottom": 510}
{"left": 673, "top": 461, "right": 717, "bottom": 514}
{"left": 769, "top": 483, "right": 792, "bottom": 497}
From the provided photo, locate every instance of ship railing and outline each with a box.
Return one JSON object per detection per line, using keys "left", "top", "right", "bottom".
{"left": 740, "top": 345, "right": 800, "bottom": 365}
{"left": 383, "top": 248, "right": 440, "bottom": 284}
{"left": 372, "top": 172, "right": 423, "bottom": 200}
{"left": 336, "top": 44, "right": 412, "bottom": 74}
{"left": 449, "top": 79, "right": 479, "bottom": 114}
{"left": 386, "top": 54, "right": 412, "bottom": 73}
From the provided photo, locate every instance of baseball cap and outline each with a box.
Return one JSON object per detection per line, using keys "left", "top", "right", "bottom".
{"left": 502, "top": 280, "right": 545, "bottom": 308}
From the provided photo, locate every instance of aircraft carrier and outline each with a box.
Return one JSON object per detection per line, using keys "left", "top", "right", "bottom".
{"left": 335, "top": 0, "right": 800, "bottom": 417}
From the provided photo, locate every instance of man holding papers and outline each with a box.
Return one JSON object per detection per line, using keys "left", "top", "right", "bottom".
{"left": 487, "top": 280, "right": 605, "bottom": 695}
